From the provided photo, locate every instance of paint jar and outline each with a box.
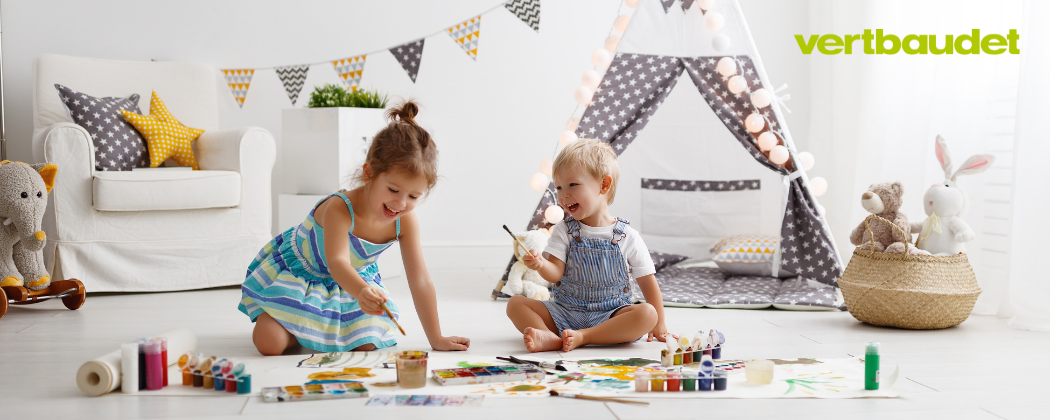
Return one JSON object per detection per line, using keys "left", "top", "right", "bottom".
{"left": 120, "top": 342, "right": 139, "bottom": 394}
{"left": 683, "top": 351, "right": 692, "bottom": 364}
{"left": 650, "top": 370, "right": 665, "bottom": 392}
{"left": 237, "top": 375, "right": 251, "bottom": 394}
{"left": 395, "top": 351, "right": 429, "bottom": 389}
{"left": 666, "top": 371, "right": 681, "bottom": 392}
{"left": 698, "top": 372, "right": 712, "bottom": 391}
{"left": 673, "top": 352, "right": 683, "bottom": 366}
{"left": 712, "top": 346, "right": 722, "bottom": 360}
{"left": 682, "top": 371, "right": 697, "bottom": 391}
{"left": 745, "top": 359, "right": 774, "bottom": 384}
{"left": 703, "top": 349, "right": 712, "bottom": 357}
{"left": 159, "top": 337, "right": 168, "bottom": 387}
{"left": 693, "top": 351, "right": 702, "bottom": 362}
{"left": 177, "top": 352, "right": 196, "bottom": 386}
{"left": 634, "top": 370, "right": 649, "bottom": 392}
{"left": 713, "top": 369, "right": 728, "bottom": 391}
{"left": 699, "top": 354, "right": 714, "bottom": 391}
{"left": 137, "top": 339, "right": 147, "bottom": 390}
{"left": 144, "top": 339, "right": 163, "bottom": 390}
{"left": 196, "top": 357, "right": 214, "bottom": 388}
{"left": 212, "top": 359, "right": 226, "bottom": 391}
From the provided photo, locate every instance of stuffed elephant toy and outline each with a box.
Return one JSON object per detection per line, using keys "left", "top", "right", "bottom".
{"left": 0, "top": 161, "right": 57, "bottom": 290}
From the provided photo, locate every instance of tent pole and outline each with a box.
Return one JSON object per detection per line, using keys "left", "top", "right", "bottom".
{"left": 730, "top": 0, "right": 845, "bottom": 268}
{"left": 0, "top": 4, "right": 7, "bottom": 161}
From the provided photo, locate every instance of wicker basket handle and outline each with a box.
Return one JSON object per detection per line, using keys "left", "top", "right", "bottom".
{"left": 863, "top": 214, "right": 910, "bottom": 255}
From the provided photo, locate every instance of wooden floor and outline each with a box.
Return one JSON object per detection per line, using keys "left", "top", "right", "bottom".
{"left": 2, "top": 268, "right": 1046, "bottom": 420}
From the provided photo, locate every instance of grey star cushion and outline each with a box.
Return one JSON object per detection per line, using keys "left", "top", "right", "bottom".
{"left": 54, "top": 84, "right": 149, "bottom": 171}
{"left": 772, "top": 278, "right": 845, "bottom": 311}
{"left": 649, "top": 250, "right": 690, "bottom": 272}
{"left": 631, "top": 266, "right": 728, "bottom": 307}
{"left": 707, "top": 276, "right": 783, "bottom": 309}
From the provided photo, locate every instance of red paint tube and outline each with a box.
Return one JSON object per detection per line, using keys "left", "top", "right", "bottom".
{"left": 145, "top": 339, "right": 163, "bottom": 390}
{"left": 159, "top": 337, "right": 168, "bottom": 386}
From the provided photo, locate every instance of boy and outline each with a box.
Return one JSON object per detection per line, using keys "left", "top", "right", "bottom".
{"left": 506, "top": 139, "right": 671, "bottom": 352}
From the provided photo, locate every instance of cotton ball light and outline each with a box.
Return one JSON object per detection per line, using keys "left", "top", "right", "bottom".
{"left": 544, "top": 205, "right": 565, "bottom": 224}
{"left": 540, "top": 157, "right": 553, "bottom": 176}
{"left": 705, "top": 12, "right": 725, "bottom": 31}
{"left": 712, "top": 34, "right": 731, "bottom": 52}
{"left": 798, "top": 151, "right": 815, "bottom": 171}
{"left": 809, "top": 177, "right": 828, "bottom": 196}
{"left": 605, "top": 34, "right": 621, "bottom": 52}
{"left": 696, "top": 0, "right": 716, "bottom": 10}
{"left": 751, "top": 88, "right": 773, "bottom": 108}
{"left": 530, "top": 173, "right": 549, "bottom": 192}
{"left": 614, "top": 15, "right": 631, "bottom": 32}
{"left": 769, "top": 145, "right": 790, "bottom": 165}
{"left": 716, "top": 57, "right": 737, "bottom": 77}
{"left": 744, "top": 113, "right": 765, "bottom": 132}
{"left": 565, "top": 117, "right": 580, "bottom": 131}
{"left": 625, "top": 0, "right": 640, "bottom": 8}
{"left": 727, "top": 76, "right": 748, "bottom": 94}
{"left": 757, "top": 131, "right": 778, "bottom": 151}
{"left": 574, "top": 86, "right": 594, "bottom": 104}
{"left": 558, "top": 130, "right": 578, "bottom": 147}
{"left": 591, "top": 49, "right": 613, "bottom": 67}
{"left": 582, "top": 70, "right": 602, "bottom": 89}
{"left": 816, "top": 203, "right": 826, "bottom": 216}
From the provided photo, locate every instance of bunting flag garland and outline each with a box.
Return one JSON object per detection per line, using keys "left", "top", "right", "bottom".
{"left": 222, "top": 69, "right": 254, "bottom": 108}
{"left": 661, "top": 0, "right": 676, "bottom": 13}
{"left": 275, "top": 65, "right": 310, "bottom": 105}
{"left": 332, "top": 55, "right": 367, "bottom": 91}
{"left": 389, "top": 39, "right": 425, "bottom": 83}
{"left": 505, "top": 0, "right": 540, "bottom": 32}
{"left": 681, "top": 0, "right": 695, "bottom": 11}
{"left": 448, "top": 16, "right": 482, "bottom": 60}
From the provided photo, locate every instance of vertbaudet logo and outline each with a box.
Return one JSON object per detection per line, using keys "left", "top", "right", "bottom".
{"left": 795, "top": 29, "right": 1019, "bottom": 55}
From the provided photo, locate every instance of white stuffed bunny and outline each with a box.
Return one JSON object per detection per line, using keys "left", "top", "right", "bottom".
{"left": 505, "top": 229, "right": 553, "bottom": 301}
{"left": 910, "top": 135, "right": 996, "bottom": 255}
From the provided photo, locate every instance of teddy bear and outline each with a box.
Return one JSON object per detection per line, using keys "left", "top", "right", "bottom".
{"left": 505, "top": 228, "right": 553, "bottom": 301}
{"left": 849, "top": 181, "right": 912, "bottom": 254}
{"left": 0, "top": 161, "right": 57, "bottom": 290}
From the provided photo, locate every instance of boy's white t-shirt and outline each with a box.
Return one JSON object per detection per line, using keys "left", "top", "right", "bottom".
{"left": 544, "top": 220, "right": 657, "bottom": 279}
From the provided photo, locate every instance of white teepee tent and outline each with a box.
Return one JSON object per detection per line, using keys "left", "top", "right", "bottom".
{"left": 496, "top": 0, "right": 843, "bottom": 296}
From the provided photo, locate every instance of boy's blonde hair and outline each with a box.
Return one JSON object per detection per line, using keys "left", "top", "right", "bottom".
{"left": 552, "top": 138, "right": 620, "bottom": 205}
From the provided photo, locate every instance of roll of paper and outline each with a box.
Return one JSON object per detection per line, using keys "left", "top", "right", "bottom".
{"left": 120, "top": 342, "right": 139, "bottom": 394}
{"left": 76, "top": 328, "right": 198, "bottom": 396}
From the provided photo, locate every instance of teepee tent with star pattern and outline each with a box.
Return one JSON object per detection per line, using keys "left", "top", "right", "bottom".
{"left": 494, "top": 0, "right": 844, "bottom": 298}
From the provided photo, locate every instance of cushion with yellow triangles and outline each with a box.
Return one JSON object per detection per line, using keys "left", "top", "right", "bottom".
{"left": 119, "top": 92, "right": 205, "bottom": 169}
{"left": 710, "top": 234, "right": 789, "bottom": 277}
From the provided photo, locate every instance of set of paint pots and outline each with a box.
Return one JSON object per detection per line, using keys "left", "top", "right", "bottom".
{"left": 176, "top": 352, "right": 251, "bottom": 394}
{"left": 431, "top": 364, "right": 546, "bottom": 386}
{"left": 262, "top": 383, "right": 368, "bottom": 403}
{"left": 633, "top": 368, "right": 729, "bottom": 392}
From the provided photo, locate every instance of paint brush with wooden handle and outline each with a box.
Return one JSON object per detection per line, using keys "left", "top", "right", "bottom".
{"left": 380, "top": 302, "right": 406, "bottom": 335}
{"left": 502, "top": 225, "right": 535, "bottom": 259}
{"left": 549, "top": 390, "right": 648, "bottom": 405}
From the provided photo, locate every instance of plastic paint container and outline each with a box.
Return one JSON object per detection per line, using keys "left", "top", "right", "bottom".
{"left": 237, "top": 375, "right": 251, "bottom": 394}
{"left": 865, "top": 342, "right": 880, "bottom": 390}
{"left": 634, "top": 369, "right": 649, "bottom": 392}
{"left": 395, "top": 351, "right": 429, "bottom": 389}
{"left": 144, "top": 339, "right": 163, "bottom": 390}
{"left": 683, "top": 352, "right": 692, "bottom": 364}
{"left": 712, "top": 346, "right": 722, "bottom": 359}
{"left": 137, "top": 339, "right": 147, "bottom": 390}
{"left": 714, "top": 369, "right": 728, "bottom": 390}
{"left": 159, "top": 337, "right": 168, "bottom": 386}
{"left": 745, "top": 359, "right": 775, "bottom": 384}
{"left": 650, "top": 371, "right": 665, "bottom": 392}
{"left": 681, "top": 371, "right": 697, "bottom": 391}
{"left": 667, "top": 371, "right": 681, "bottom": 392}
{"left": 673, "top": 352, "right": 683, "bottom": 365}
{"left": 177, "top": 352, "right": 196, "bottom": 386}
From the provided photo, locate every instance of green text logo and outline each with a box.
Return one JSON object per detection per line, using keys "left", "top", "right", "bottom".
{"left": 795, "top": 29, "right": 1019, "bottom": 55}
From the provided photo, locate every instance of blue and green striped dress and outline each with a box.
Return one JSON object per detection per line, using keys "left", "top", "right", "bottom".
{"left": 238, "top": 192, "right": 401, "bottom": 352}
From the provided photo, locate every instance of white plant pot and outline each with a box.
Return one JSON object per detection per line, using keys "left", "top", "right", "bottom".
{"left": 281, "top": 107, "right": 387, "bottom": 195}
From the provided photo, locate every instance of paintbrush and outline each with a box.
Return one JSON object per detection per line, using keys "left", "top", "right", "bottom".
{"left": 379, "top": 302, "right": 406, "bottom": 336}
{"left": 549, "top": 390, "right": 648, "bottom": 405}
{"left": 502, "top": 225, "right": 535, "bottom": 258}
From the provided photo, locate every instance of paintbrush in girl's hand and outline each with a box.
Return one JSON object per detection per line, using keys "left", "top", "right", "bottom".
{"left": 380, "top": 302, "right": 406, "bottom": 336}
{"left": 549, "top": 390, "right": 648, "bottom": 405}
{"left": 502, "top": 225, "right": 535, "bottom": 258}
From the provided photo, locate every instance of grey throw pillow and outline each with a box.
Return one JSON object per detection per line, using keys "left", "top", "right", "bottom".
{"left": 54, "top": 84, "right": 150, "bottom": 171}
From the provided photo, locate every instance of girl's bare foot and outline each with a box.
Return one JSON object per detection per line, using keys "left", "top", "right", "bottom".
{"left": 562, "top": 329, "right": 585, "bottom": 352}
{"left": 523, "top": 327, "right": 562, "bottom": 352}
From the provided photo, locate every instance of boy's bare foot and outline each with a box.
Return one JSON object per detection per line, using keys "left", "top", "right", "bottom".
{"left": 562, "top": 329, "right": 585, "bottom": 352}
{"left": 523, "top": 327, "right": 562, "bottom": 352}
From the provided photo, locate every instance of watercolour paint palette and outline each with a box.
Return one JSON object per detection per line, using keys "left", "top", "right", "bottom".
{"left": 365, "top": 395, "right": 485, "bottom": 407}
{"left": 261, "top": 382, "right": 368, "bottom": 402}
{"left": 431, "top": 364, "right": 545, "bottom": 386}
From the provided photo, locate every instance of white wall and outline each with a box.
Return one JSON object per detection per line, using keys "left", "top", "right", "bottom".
{"left": 1, "top": 0, "right": 810, "bottom": 251}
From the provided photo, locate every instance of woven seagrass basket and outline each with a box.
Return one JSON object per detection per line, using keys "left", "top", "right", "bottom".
{"left": 838, "top": 214, "right": 981, "bottom": 330}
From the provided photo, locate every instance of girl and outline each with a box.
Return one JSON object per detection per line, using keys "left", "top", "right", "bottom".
{"left": 239, "top": 100, "right": 470, "bottom": 355}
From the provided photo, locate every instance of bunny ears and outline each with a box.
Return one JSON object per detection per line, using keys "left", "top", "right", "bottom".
{"left": 935, "top": 135, "right": 996, "bottom": 181}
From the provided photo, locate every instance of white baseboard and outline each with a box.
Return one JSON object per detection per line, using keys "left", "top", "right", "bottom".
{"left": 379, "top": 243, "right": 513, "bottom": 278}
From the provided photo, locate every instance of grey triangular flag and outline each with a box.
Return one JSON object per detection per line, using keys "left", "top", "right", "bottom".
{"left": 661, "top": 0, "right": 676, "bottom": 13}
{"left": 275, "top": 65, "right": 309, "bottom": 106}
{"left": 505, "top": 0, "right": 540, "bottom": 32}
{"left": 389, "top": 38, "right": 425, "bottom": 83}
{"left": 681, "top": 0, "right": 695, "bottom": 12}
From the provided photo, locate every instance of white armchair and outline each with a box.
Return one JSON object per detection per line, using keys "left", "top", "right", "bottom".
{"left": 31, "top": 54, "right": 276, "bottom": 292}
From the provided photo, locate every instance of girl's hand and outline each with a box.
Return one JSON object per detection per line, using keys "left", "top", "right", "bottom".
{"left": 521, "top": 249, "right": 546, "bottom": 271}
{"left": 432, "top": 335, "right": 470, "bottom": 351}
{"left": 357, "top": 286, "right": 388, "bottom": 316}
{"left": 648, "top": 322, "right": 673, "bottom": 343}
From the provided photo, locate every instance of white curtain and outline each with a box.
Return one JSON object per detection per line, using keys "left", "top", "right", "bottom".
{"left": 806, "top": 0, "right": 1049, "bottom": 331}
{"left": 1004, "top": 0, "right": 1050, "bottom": 332}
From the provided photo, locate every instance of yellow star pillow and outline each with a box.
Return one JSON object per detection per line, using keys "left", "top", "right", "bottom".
{"left": 120, "top": 92, "right": 205, "bottom": 169}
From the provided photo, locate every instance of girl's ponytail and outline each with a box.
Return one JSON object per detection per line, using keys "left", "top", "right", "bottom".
{"left": 351, "top": 99, "right": 438, "bottom": 192}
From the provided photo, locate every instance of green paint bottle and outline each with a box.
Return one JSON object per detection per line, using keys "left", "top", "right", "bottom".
{"left": 865, "top": 342, "right": 880, "bottom": 390}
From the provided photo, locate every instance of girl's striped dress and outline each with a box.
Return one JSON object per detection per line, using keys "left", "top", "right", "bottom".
{"left": 238, "top": 192, "right": 401, "bottom": 352}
